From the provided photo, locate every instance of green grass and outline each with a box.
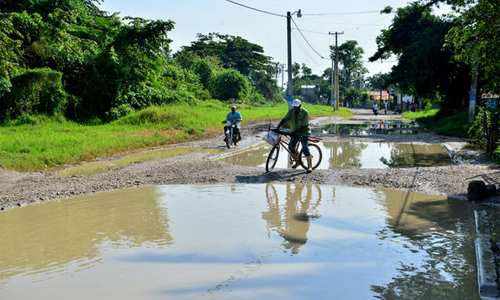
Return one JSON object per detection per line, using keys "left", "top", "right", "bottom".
{"left": 0, "top": 100, "right": 351, "bottom": 171}
{"left": 403, "top": 109, "right": 469, "bottom": 138}
{"left": 402, "top": 109, "right": 439, "bottom": 120}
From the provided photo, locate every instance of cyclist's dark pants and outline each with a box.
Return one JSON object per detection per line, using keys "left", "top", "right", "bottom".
{"left": 289, "top": 135, "right": 310, "bottom": 156}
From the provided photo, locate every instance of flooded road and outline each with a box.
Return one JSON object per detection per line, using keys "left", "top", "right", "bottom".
{"left": 0, "top": 184, "right": 478, "bottom": 299}
{"left": 311, "top": 122, "right": 419, "bottom": 136}
{"left": 225, "top": 142, "right": 451, "bottom": 169}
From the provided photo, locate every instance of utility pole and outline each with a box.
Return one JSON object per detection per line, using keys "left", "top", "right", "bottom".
{"left": 286, "top": 10, "right": 301, "bottom": 109}
{"left": 330, "top": 48, "right": 334, "bottom": 108}
{"left": 329, "top": 31, "right": 344, "bottom": 111}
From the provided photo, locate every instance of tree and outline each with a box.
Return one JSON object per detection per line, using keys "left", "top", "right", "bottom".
{"left": 370, "top": 3, "right": 470, "bottom": 112}
{"left": 177, "top": 33, "right": 271, "bottom": 76}
{"left": 444, "top": 0, "right": 499, "bottom": 93}
{"left": 301, "top": 63, "right": 312, "bottom": 79}
{"left": 292, "top": 62, "right": 301, "bottom": 78}
{"left": 335, "top": 40, "right": 368, "bottom": 92}
{"left": 367, "top": 73, "right": 390, "bottom": 91}
{"left": 209, "top": 69, "right": 250, "bottom": 101}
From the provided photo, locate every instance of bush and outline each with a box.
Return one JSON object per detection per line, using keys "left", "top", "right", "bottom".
{"left": 209, "top": 69, "right": 250, "bottom": 101}
{"left": 0, "top": 77, "right": 12, "bottom": 98}
{"left": 109, "top": 104, "right": 134, "bottom": 120}
{"left": 468, "top": 107, "right": 499, "bottom": 151}
{"left": 0, "top": 68, "right": 68, "bottom": 120}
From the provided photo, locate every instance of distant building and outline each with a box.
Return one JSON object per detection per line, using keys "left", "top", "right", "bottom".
{"left": 368, "top": 90, "right": 390, "bottom": 101}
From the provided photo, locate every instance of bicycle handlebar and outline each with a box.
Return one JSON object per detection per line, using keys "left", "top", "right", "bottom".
{"left": 271, "top": 128, "right": 322, "bottom": 142}
{"left": 270, "top": 128, "right": 293, "bottom": 136}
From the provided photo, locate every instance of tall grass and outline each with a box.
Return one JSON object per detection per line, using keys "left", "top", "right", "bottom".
{"left": 403, "top": 109, "right": 469, "bottom": 137}
{"left": 0, "top": 101, "right": 351, "bottom": 171}
{"left": 402, "top": 109, "right": 439, "bottom": 120}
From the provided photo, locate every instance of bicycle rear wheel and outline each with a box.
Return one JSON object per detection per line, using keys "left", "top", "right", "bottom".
{"left": 266, "top": 145, "right": 280, "bottom": 172}
{"left": 299, "top": 143, "right": 322, "bottom": 170}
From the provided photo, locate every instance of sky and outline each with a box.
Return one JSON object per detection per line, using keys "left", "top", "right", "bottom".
{"left": 99, "top": 0, "right": 424, "bottom": 77}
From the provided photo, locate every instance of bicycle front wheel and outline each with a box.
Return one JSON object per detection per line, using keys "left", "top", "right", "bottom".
{"left": 300, "top": 143, "right": 322, "bottom": 170}
{"left": 266, "top": 145, "right": 280, "bottom": 172}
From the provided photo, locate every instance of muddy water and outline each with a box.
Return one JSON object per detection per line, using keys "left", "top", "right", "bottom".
{"left": 0, "top": 184, "right": 477, "bottom": 300}
{"left": 225, "top": 142, "right": 451, "bottom": 169}
{"left": 311, "top": 122, "right": 419, "bottom": 136}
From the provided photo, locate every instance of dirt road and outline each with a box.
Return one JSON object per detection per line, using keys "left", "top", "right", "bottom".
{"left": 0, "top": 110, "right": 498, "bottom": 211}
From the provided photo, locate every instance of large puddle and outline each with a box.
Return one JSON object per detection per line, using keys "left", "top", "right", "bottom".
{"left": 0, "top": 184, "right": 478, "bottom": 299}
{"left": 225, "top": 142, "right": 451, "bottom": 169}
{"left": 311, "top": 122, "right": 419, "bottom": 136}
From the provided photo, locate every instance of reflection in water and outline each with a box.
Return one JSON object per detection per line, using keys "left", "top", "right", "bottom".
{"left": 0, "top": 184, "right": 479, "bottom": 300}
{"left": 0, "top": 187, "right": 171, "bottom": 281}
{"left": 225, "top": 142, "right": 451, "bottom": 170}
{"left": 324, "top": 141, "right": 368, "bottom": 168}
{"left": 262, "top": 183, "right": 323, "bottom": 254}
{"left": 223, "top": 145, "right": 271, "bottom": 167}
{"left": 380, "top": 144, "right": 451, "bottom": 168}
{"left": 372, "top": 189, "right": 478, "bottom": 299}
{"left": 311, "top": 124, "right": 370, "bottom": 136}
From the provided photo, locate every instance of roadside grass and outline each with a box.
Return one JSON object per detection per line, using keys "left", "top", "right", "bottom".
{"left": 402, "top": 109, "right": 439, "bottom": 120}
{"left": 0, "top": 100, "right": 350, "bottom": 171}
{"left": 403, "top": 109, "right": 469, "bottom": 137}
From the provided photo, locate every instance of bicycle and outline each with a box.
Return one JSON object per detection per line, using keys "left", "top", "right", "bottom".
{"left": 264, "top": 128, "right": 323, "bottom": 173}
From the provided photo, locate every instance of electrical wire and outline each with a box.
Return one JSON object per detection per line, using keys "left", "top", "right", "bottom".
{"left": 223, "top": 0, "right": 286, "bottom": 18}
{"left": 291, "top": 17, "right": 326, "bottom": 59}
{"left": 292, "top": 30, "right": 325, "bottom": 68}
{"left": 302, "top": 10, "right": 381, "bottom": 16}
{"left": 293, "top": 28, "right": 330, "bottom": 36}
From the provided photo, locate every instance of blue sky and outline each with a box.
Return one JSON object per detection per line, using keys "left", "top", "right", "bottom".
{"left": 99, "top": 0, "right": 427, "bottom": 76}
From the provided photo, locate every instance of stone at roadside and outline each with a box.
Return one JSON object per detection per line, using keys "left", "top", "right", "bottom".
{"left": 468, "top": 180, "right": 498, "bottom": 201}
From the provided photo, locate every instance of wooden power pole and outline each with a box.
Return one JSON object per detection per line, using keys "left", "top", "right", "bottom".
{"left": 329, "top": 31, "right": 344, "bottom": 111}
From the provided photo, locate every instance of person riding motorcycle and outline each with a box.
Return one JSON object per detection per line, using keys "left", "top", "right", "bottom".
{"left": 224, "top": 105, "right": 242, "bottom": 143}
{"left": 277, "top": 99, "right": 313, "bottom": 173}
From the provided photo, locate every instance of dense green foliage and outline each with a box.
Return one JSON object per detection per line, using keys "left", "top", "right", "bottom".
{"left": 335, "top": 40, "right": 368, "bottom": 94}
{"left": 371, "top": 3, "right": 470, "bottom": 112}
{"left": 0, "top": 0, "right": 282, "bottom": 122}
{"left": 442, "top": 0, "right": 499, "bottom": 94}
{"left": 176, "top": 33, "right": 282, "bottom": 102}
{"left": 468, "top": 107, "right": 499, "bottom": 152}
{"left": 0, "top": 68, "right": 69, "bottom": 119}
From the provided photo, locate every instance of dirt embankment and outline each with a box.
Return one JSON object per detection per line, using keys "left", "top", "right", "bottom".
{"left": 0, "top": 113, "right": 498, "bottom": 211}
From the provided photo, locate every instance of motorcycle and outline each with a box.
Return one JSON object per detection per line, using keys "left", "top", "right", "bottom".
{"left": 223, "top": 121, "right": 240, "bottom": 149}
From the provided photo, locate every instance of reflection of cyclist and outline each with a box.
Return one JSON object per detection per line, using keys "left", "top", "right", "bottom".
{"left": 224, "top": 105, "right": 242, "bottom": 142}
{"left": 262, "top": 183, "right": 322, "bottom": 254}
{"left": 277, "top": 99, "right": 313, "bottom": 173}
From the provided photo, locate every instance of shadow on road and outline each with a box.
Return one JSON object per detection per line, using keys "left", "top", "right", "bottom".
{"left": 236, "top": 170, "right": 307, "bottom": 183}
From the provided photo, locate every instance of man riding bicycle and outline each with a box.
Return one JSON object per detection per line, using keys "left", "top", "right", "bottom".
{"left": 277, "top": 99, "right": 313, "bottom": 173}
{"left": 224, "top": 105, "right": 242, "bottom": 143}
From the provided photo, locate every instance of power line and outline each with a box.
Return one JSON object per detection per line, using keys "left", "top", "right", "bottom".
{"left": 302, "top": 9, "right": 396, "bottom": 16}
{"left": 293, "top": 28, "right": 330, "bottom": 36}
{"left": 291, "top": 17, "right": 326, "bottom": 59}
{"left": 223, "top": 0, "right": 285, "bottom": 18}
{"left": 291, "top": 30, "right": 324, "bottom": 68}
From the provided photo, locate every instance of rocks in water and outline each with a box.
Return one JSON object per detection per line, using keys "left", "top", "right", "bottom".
{"left": 468, "top": 180, "right": 497, "bottom": 201}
